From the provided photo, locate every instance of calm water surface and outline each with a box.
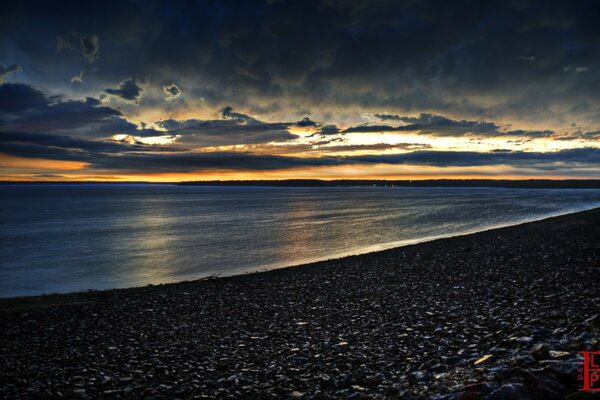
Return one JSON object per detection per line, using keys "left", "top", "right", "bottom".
{"left": 1, "top": 185, "right": 600, "bottom": 297}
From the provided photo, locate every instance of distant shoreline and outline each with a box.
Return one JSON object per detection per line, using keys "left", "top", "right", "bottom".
{"left": 2, "top": 178, "right": 600, "bottom": 189}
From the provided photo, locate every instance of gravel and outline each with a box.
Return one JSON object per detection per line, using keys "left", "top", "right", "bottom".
{"left": 1, "top": 208, "right": 599, "bottom": 399}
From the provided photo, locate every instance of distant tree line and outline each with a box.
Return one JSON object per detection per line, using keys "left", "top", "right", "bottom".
{"left": 179, "top": 179, "right": 600, "bottom": 189}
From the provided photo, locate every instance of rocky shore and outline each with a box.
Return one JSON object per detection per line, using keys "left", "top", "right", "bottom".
{"left": 1, "top": 208, "right": 600, "bottom": 399}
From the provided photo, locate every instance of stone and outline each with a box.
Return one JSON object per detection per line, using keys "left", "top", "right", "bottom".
{"left": 484, "top": 383, "right": 531, "bottom": 400}
{"left": 529, "top": 343, "right": 550, "bottom": 360}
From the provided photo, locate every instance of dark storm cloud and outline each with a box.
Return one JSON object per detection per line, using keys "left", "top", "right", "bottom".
{"left": 0, "top": 83, "right": 51, "bottom": 113}
{"left": 159, "top": 107, "right": 318, "bottom": 140}
{"left": 0, "top": 130, "right": 174, "bottom": 162}
{"left": 104, "top": 79, "right": 143, "bottom": 102}
{"left": 1, "top": 131, "right": 152, "bottom": 153}
{"left": 80, "top": 34, "right": 99, "bottom": 63}
{"left": 90, "top": 152, "right": 340, "bottom": 172}
{"left": 4, "top": 0, "right": 600, "bottom": 126}
{"left": 345, "top": 114, "right": 556, "bottom": 138}
{"left": 20, "top": 146, "right": 572, "bottom": 173}
{"left": 83, "top": 147, "right": 600, "bottom": 173}
{"left": 0, "top": 83, "right": 161, "bottom": 138}
{"left": 7, "top": 97, "right": 123, "bottom": 133}
{"left": 156, "top": 106, "right": 299, "bottom": 147}
{"left": 155, "top": 107, "right": 351, "bottom": 149}
{"left": 348, "top": 148, "right": 600, "bottom": 169}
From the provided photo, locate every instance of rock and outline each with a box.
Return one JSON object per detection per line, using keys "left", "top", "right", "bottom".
{"left": 524, "top": 375, "right": 567, "bottom": 399}
{"left": 584, "top": 314, "right": 599, "bottom": 326}
{"left": 511, "top": 337, "right": 534, "bottom": 344}
{"left": 487, "top": 365, "right": 512, "bottom": 380}
{"left": 474, "top": 354, "right": 493, "bottom": 365}
{"left": 458, "top": 382, "right": 496, "bottom": 394}
{"left": 444, "top": 356, "right": 461, "bottom": 365}
{"left": 430, "top": 363, "right": 447, "bottom": 373}
{"left": 484, "top": 383, "right": 531, "bottom": 400}
{"left": 511, "top": 355, "right": 537, "bottom": 367}
{"left": 435, "top": 392, "right": 484, "bottom": 400}
{"left": 548, "top": 350, "right": 571, "bottom": 359}
{"left": 529, "top": 343, "right": 550, "bottom": 360}
{"left": 538, "top": 361, "right": 578, "bottom": 386}
{"left": 407, "top": 371, "right": 432, "bottom": 384}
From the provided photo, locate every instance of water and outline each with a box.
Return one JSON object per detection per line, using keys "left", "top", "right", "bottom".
{"left": 1, "top": 184, "right": 600, "bottom": 298}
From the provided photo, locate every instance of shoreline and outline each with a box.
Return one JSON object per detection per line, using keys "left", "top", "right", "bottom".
{"left": 1, "top": 205, "right": 599, "bottom": 305}
{"left": 2, "top": 207, "right": 599, "bottom": 398}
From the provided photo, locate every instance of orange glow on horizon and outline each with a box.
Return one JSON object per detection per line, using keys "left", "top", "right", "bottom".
{"left": 3, "top": 163, "right": 596, "bottom": 182}
{"left": 0, "top": 154, "right": 88, "bottom": 172}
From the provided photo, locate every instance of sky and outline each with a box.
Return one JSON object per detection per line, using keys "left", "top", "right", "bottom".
{"left": 1, "top": 0, "right": 600, "bottom": 181}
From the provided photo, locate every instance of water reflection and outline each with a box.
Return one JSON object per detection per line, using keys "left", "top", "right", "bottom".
{"left": 1, "top": 185, "right": 600, "bottom": 297}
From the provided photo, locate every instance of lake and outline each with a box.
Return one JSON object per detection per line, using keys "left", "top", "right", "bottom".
{"left": 1, "top": 184, "right": 599, "bottom": 297}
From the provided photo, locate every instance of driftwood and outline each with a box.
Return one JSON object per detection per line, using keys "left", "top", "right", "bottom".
{"left": 198, "top": 273, "right": 221, "bottom": 281}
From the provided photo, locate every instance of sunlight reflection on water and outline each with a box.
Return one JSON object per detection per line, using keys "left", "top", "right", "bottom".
{"left": 1, "top": 185, "right": 600, "bottom": 297}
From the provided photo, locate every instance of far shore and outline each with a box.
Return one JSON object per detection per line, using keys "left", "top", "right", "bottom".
{"left": 2, "top": 178, "right": 600, "bottom": 189}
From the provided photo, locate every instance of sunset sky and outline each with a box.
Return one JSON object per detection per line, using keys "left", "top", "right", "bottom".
{"left": 1, "top": 0, "right": 600, "bottom": 181}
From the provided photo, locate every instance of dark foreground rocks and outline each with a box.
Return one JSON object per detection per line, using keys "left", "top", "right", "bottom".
{"left": 1, "top": 208, "right": 600, "bottom": 399}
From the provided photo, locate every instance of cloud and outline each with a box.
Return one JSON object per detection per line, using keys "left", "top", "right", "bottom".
{"left": 318, "top": 125, "right": 340, "bottom": 135}
{"left": 372, "top": 114, "right": 404, "bottom": 121}
{"left": 56, "top": 36, "right": 72, "bottom": 52}
{"left": 296, "top": 117, "right": 318, "bottom": 127}
{"left": 0, "top": 83, "right": 50, "bottom": 113}
{"left": 156, "top": 107, "right": 299, "bottom": 147}
{"left": 319, "top": 143, "right": 432, "bottom": 152}
{"left": 3, "top": 123, "right": 598, "bottom": 175}
{"left": 345, "top": 113, "right": 556, "bottom": 139}
{"left": 163, "top": 83, "right": 181, "bottom": 99}
{"left": 5, "top": 0, "right": 600, "bottom": 132}
{"left": 347, "top": 148, "right": 600, "bottom": 169}
{"left": 0, "top": 64, "right": 19, "bottom": 82}
{"left": 220, "top": 106, "right": 257, "bottom": 123}
{"left": 80, "top": 34, "right": 99, "bottom": 63}
{"left": 104, "top": 79, "right": 144, "bottom": 102}
{"left": 0, "top": 130, "right": 174, "bottom": 164}
{"left": 0, "top": 78, "right": 598, "bottom": 178}
{"left": 75, "top": 147, "right": 600, "bottom": 174}
{"left": 0, "top": 83, "right": 155, "bottom": 138}
{"left": 1, "top": 95, "right": 122, "bottom": 134}
{"left": 71, "top": 70, "right": 84, "bottom": 83}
